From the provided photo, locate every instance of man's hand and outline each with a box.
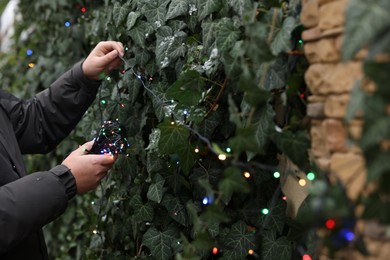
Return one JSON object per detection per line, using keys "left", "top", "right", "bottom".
{"left": 82, "top": 41, "right": 125, "bottom": 81}
{"left": 62, "top": 141, "right": 117, "bottom": 194}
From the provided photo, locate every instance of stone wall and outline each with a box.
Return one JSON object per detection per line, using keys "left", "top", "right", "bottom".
{"left": 301, "top": 0, "right": 390, "bottom": 259}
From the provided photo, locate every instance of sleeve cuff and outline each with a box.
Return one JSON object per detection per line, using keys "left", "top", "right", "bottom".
{"left": 50, "top": 165, "right": 77, "bottom": 200}
{"left": 72, "top": 60, "right": 102, "bottom": 94}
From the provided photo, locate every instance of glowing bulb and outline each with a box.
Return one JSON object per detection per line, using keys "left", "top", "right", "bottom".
{"left": 26, "top": 49, "right": 33, "bottom": 56}
{"left": 170, "top": 121, "right": 175, "bottom": 125}
{"left": 325, "top": 219, "right": 336, "bottom": 230}
{"left": 28, "top": 63, "right": 35, "bottom": 68}
{"left": 120, "top": 103, "right": 125, "bottom": 108}
{"left": 282, "top": 196, "right": 287, "bottom": 200}
{"left": 299, "top": 40, "right": 303, "bottom": 44}
{"left": 248, "top": 249, "right": 254, "bottom": 255}
{"left": 298, "top": 179, "right": 307, "bottom": 187}
{"left": 273, "top": 171, "right": 281, "bottom": 178}
{"left": 106, "top": 76, "right": 111, "bottom": 81}
{"left": 202, "top": 197, "right": 209, "bottom": 205}
{"left": 65, "top": 21, "right": 71, "bottom": 27}
{"left": 340, "top": 229, "right": 355, "bottom": 241}
{"left": 261, "top": 208, "right": 269, "bottom": 215}
{"left": 302, "top": 254, "right": 312, "bottom": 260}
{"left": 92, "top": 230, "right": 98, "bottom": 234}
{"left": 194, "top": 148, "right": 199, "bottom": 153}
{"left": 243, "top": 171, "right": 251, "bottom": 178}
{"left": 81, "top": 7, "right": 86, "bottom": 13}
{"left": 125, "top": 46, "right": 129, "bottom": 51}
{"left": 212, "top": 247, "right": 218, "bottom": 255}
{"left": 101, "top": 100, "right": 107, "bottom": 105}
{"left": 218, "top": 154, "right": 227, "bottom": 161}
{"left": 226, "top": 147, "right": 231, "bottom": 153}
{"left": 306, "top": 172, "right": 315, "bottom": 181}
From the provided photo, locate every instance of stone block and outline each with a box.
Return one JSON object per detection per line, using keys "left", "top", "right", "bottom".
{"left": 330, "top": 152, "right": 366, "bottom": 201}
{"left": 301, "top": 27, "right": 322, "bottom": 42}
{"left": 310, "top": 123, "right": 330, "bottom": 158}
{"left": 319, "top": 0, "right": 347, "bottom": 31}
{"left": 305, "top": 63, "right": 330, "bottom": 95}
{"left": 301, "top": 0, "right": 319, "bottom": 28}
{"left": 307, "top": 102, "right": 325, "bottom": 118}
{"left": 324, "top": 94, "right": 350, "bottom": 118}
{"left": 317, "top": 38, "right": 340, "bottom": 62}
{"left": 348, "top": 119, "right": 364, "bottom": 140}
{"left": 323, "top": 118, "right": 347, "bottom": 152}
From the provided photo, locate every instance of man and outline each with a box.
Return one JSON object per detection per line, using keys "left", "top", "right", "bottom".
{"left": 0, "top": 41, "right": 124, "bottom": 258}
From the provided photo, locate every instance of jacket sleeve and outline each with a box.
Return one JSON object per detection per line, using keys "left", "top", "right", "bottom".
{"left": 0, "top": 165, "right": 76, "bottom": 254}
{"left": 2, "top": 61, "right": 101, "bottom": 154}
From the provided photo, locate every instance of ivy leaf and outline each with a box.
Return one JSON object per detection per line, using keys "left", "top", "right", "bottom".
{"left": 166, "top": 70, "right": 205, "bottom": 106}
{"left": 360, "top": 117, "right": 390, "bottom": 150}
{"left": 129, "top": 21, "right": 154, "bottom": 47}
{"left": 158, "top": 120, "right": 189, "bottom": 154}
{"left": 216, "top": 18, "right": 241, "bottom": 52}
{"left": 343, "top": 0, "right": 390, "bottom": 60}
{"left": 228, "top": 0, "right": 253, "bottom": 17}
{"left": 166, "top": 0, "right": 189, "bottom": 20}
{"left": 271, "top": 130, "right": 310, "bottom": 168}
{"left": 264, "top": 55, "right": 290, "bottom": 91}
{"left": 259, "top": 199, "right": 287, "bottom": 235}
{"left": 221, "top": 221, "right": 256, "bottom": 259}
{"left": 198, "top": 0, "right": 222, "bottom": 21}
{"left": 229, "top": 126, "right": 261, "bottom": 154}
{"left": 147, "top": 176, "right": 166, "bottom": 203}
{"left": 177, "top": 143, "right": 197, "bottom": 175}
{"left": 219, "top": 167, "right": 250, "bottom": 198}
{"left": 131, "top": 195, "right": 155, "bottom": 222}
{"left": 253, "top": 105, "right": 275, "bottom": 153}
{"left": 143, "top": 226, "right": 180, "bottom": 260}
{"left": 261, "top": 230, "right": 292, "bottom": 260}
{"left": 346, "top": 80, "right": 364, "bottom": 123}
{"left": 202, "top": 20, "right": 218, "bottom": 51}
{"left": 367, "top": 152, "right": 390, "bottom": 181}
{"left": 143, "top": 0, "right": 169, "bottom": 27}
{"left": 126, "top": 11, "right": 141, "bottom": 30}
{"left": 271, "top": 16, "right": 297, "bottom": 55}
{"left": 161, "top": 194, "right": 188, "bottom": 226}
{"left": 113, "top": 2, "right": 130, "bottom": 27}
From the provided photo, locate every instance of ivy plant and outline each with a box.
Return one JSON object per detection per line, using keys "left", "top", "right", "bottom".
{"left": 0, "top": 0, "right": 311, "bottom": 259}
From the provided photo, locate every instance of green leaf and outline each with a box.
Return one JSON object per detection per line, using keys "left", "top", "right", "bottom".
{"left": 113, "top": 2, "right": 131, "bottom": 27}
{"left": 198, "top": 0, "right": 222, "bottom": 21}
{"left": 126, "top": 11, "right": 141, "bottom": 30}
{"left": 143, "top": 226, "right": 180, "bottom": 260}
{"left": 271, "top": 130, "right": 310, "bottom": 168}
{"left": 253, "top": 105, "right": 275, "bottom": 152}
{"left": 216, "top": 18, "right": 241, "bottom": 52}
{"left": 229, "top": 126, "right": 262, "bottom": 154}
{"left": 261, "top": 230, "right": 292, "bottom": 260}
{"left": 158, "top": 120, "right": 189, "bottom": 154}
{"left": 202, "top": 20, "right": 218, "bottom": 51}
{"left": 166, "top": 0, "right": 189, "bottom": 20}
{"left": 228, "top": 0, "right": 253, "bottom": 17}
{"left": 367, "top": 152, "right": 390, "bottom": 181}
{"left": 166, "top": 70, "right": 205, "bottom": 106}
{"left": 218, "top": 167, "right": 250, "bottom": 198}
{"left": 143, "top": 0, "right": 169, "bottom": 27}
{"left": 360, "top": 117, "right": 390, "bottom": 150}
{"left": 259, "top": 199, "right": 287, "bottom": 234}
{"left": 271, "top": 16, "right": 297, "bottom": 55}
{"left": 129, "top": 21, "right": 154, "bottom": 47}
{"left": 346, "top": 80, "right": 364, "bottom": 122}
{"left": 222, "top": 221, "right": 256, "bottom": 259}
{"left": 177, "top": 143, "right": 197, "bottom": 175}
{"left": 147, "top": 176, "right": 166, "bottom": 203}
{"left": 130, "top": 194, "right": 154, "bottom": 222}
{"left": 343, "top": 0, "right": 390, "bottom": 60}
{"left": 161, "top": 194, "right": 188, "bottom": 226}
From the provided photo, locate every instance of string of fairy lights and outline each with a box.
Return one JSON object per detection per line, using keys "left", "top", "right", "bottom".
{"left": 22, "top": 5, "right": 358, "bottom": 260}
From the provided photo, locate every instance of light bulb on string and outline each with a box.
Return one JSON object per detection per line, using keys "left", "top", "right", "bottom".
{"left": 218, "top": 154, "right": 227, "bottom": 161}
{"left": 28, "top": 63, "right": 35, "bottom": 68}
{"left": 226, "top": 147, "right": 231, "bottom": 153}
{"left": 298, "top": 179, "right": 307, "bottom": 187}
{"left": 248, "top": 249, "right": 255, "bottom": 255}
{"left": 243, "top": 171, "right": 251, "bottom": 179}
{"left": 64, "top": 21, "right": 71, "bottom": 27}
{"left": 302, "top": 254, "right": 312, "bottom": 260}
{"left": 325, "top": 219, "right": 336, "bottom": 230}
{"left": 194, "top": 147, "right": 200, "bottom": 153}
{"left": 306, "top": 172, "right": 315, "bottom": 181}
{"left": 340, "top": 228, "right": 355, "bottom": 242}
{"left": 273, "top": 171, "right": 281, "bottom": 178}
{"left": 81, "top": 7, "right": 86, "bottom": 13}
{"left": 261, "top": 208, "right": 269, "bottom": 215}
{"left": 101, "top": 100, "right": 107, "bottom": 105}
{"left": 26, "top": 49, "right": 33, "bottom": 56}
{"left": 212, "top": 247, "right": 218, "bottom": 255}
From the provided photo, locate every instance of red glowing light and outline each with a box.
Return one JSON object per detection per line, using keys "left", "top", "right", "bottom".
{"left": 212, "top": 247, "right": 218, "bottom": 255}
{"left": 302, "top": 254, "right": 312, "bottom": 260}
{"left": 300, "top": 93, "right": 305, "bottom": 99}
{"left": 81, "top": 7, "right": 87, "bottom": 13}
{"left": 325, "top": 219, "right": 336, "bottom": 230}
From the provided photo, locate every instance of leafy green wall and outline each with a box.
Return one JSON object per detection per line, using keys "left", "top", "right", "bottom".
{"left": 0, "top": 0, "right": 311, "bottom": 259}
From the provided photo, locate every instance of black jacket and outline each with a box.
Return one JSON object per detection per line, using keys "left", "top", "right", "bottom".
{"left": 0, "top": 61, "right": 100, "bottom": 259}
